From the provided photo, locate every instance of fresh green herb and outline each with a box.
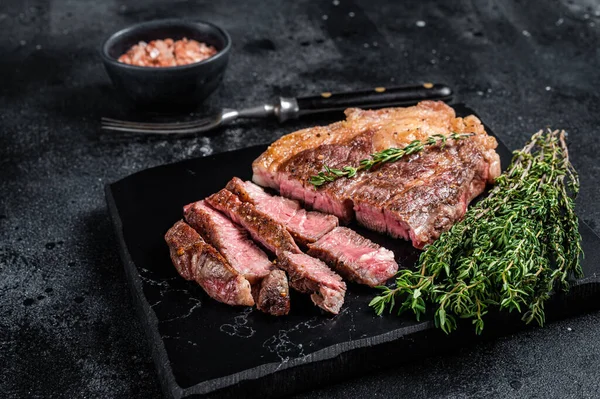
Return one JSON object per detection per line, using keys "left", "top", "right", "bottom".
{"left": 308, "top": 133, "right": 474, "bottom": 187}
{"left": 369, "top": 129, "right": 582, "bottom": 334}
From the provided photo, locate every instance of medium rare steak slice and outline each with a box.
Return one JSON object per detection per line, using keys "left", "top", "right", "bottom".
{"left": 255, "top": 269, "right": 290, "bottom": 316}
{"left": 164, "top": 220, "right": 254, "bottom": 306}
{"left": 206, "top": 189, "right": 301, "bottom": 256}
{"left": 278, "top": 251, "right": 346, "bottom": 314}
{"left": 350, "top": 139, "right": 482, "bottom": 244}
{"left": 349, "top": 146, "right": 441, "bottom": 234}
{"left": 183, "top": 200, "right": 273, "bottom": 284}
{"left": 380, "top": 140, "right": 490, "bottom": 248}
{"left": 225, "top": 177, "right": 338, "bottom": 245}
{"left": 307, "top": 227, "right": 398, "bottom": 287}
{"left": 278, "top": 131, "right": 374, "bottom": 223}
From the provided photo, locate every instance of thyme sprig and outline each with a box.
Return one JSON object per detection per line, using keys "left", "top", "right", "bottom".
{"left": 309, "top": 133, "right": 474, "bottom": 187}
{"left": 369, "top": 129, "right": 583, "bottom": 334}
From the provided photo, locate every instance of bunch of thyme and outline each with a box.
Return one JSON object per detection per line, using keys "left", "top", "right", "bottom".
{"left": 369, "top": 129, "right": 583, "bottom": 334}
{"left": 309, "top": 133, "right": 474, "bottom": 187}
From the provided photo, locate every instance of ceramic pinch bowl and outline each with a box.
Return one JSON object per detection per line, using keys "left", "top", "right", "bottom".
{"left": 101, "top": 19, "right": 231, "bottom": 107}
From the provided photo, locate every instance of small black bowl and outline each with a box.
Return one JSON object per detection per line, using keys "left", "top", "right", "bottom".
{"left": 101, "top": 19, "right": 231, "bottom": 107}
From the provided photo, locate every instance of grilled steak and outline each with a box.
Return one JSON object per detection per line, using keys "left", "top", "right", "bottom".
{"left": 225, "top": 177, "right": 338, "bottom": 245}
{"left": 278, "top": 251, "right": 346, "bottom": 314}
{"left": 164, "top": 220, "right": 254, "bottom": 306}
{"left": 183, "top": 200, "right": 273, "bottom": 284}
{"left": 206, "top": 189, "right": 301, "bottom": 256}
{"left": 255, "top": 269, "right": 290, "bottom": 316}
{"left": 251, "top": 101, "right": 501, "bottom": 248}
{"left": 253, "top": 101, "right": 499, "bottom": 189}
{"left": 307, "top": 227, "right": 398, "bottom": 287}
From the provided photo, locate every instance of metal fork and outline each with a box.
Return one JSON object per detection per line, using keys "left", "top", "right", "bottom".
{"left": 101, "top": 83, "right": 452, "bottom": 136}
{"left": 101, "top": 106, "right": 276, "bottom": 135}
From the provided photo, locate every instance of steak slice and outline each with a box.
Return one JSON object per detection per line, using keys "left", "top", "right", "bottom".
{"left": 225, "top": 177, "right": 338, "bottom": 245}
{"left": 183, "top": 200, "right": 273, "bottom": 284}
{"left": 164, "top": 220, "right": 254, "bottom": 306}
{"left": 349, "top": 147, "right": 440, "bottom": 235}
{"left": 380, "top": 139, "right": 490, "bottom": 248}
{"left": 206, "top": 189, "right": 301, "bottom": 256}
{"left": 278, "top": 131, "right": 374, "bottom": 223}
{"left": 307, "top": 227, "right": 398, "bottom": 287}
{"left": 278, "top": 251, "right": 346, "bottom": 314}
{"left": 255, "top": 269, "right": 290, "bottom": 316}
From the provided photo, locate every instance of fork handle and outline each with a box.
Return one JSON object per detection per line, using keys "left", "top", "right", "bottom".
{"left": 294, "top": 83, "right": 452, "bottom": 117}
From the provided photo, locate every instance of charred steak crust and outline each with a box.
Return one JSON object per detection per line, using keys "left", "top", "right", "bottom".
{"left": 206, "top": 189, "right": 301, "bottom": 256}
{"left": 256, "top": 269, "right": 291, "bottom": 316}
{"left": 165, "top": 220, "right": 202, "bottom": 281}
{"left": 225, "top": 177, "right": 338, "bottom": 245}
{"left": 164, "top": 220, "right": 254, "bottom": 306}
{"left": 225, "top": 177, "right": 264, "bottom": 204}
{"left": 307, "top": 227, "right": 398, "bottom": 287}
{"left": 252, "top": 100, "right": 489, "bottom": 189}
{"left": 183, "top": 200, "right": 272, "bottom": 284}
{"left": 278, "top": 251, "right": 346, "bottom": 314}
{"left": 252, "top": 101, "right": 470, "bottom": 189}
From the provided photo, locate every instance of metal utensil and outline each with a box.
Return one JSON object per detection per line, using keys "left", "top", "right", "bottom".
{"left": 101, "top": 83, "right": 452, "bottom": 136}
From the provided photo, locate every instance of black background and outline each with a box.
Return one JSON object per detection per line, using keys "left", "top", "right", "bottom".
{"left": 2, "top": 0, "right": 600, "bottom": 398}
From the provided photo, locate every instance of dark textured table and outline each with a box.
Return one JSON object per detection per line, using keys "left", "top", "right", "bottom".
{"left": 2, "top": 0, "right": 600, "bottom": 398}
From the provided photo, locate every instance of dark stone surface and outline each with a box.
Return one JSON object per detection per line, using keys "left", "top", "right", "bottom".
{"left": 1, "top": 0, "right": 599, "bottom": 398}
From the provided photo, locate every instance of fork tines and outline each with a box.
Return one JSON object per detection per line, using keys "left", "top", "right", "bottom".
{"left": 101, "top": 116, "right": 216, "bottom": 135}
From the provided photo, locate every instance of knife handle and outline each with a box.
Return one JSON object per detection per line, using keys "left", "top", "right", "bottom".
{"left": 294, "top": 83, "right": 452, "bottom": 117}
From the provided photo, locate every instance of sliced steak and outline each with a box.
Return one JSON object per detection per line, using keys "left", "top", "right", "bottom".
{"left": 307, "top": 227, "right": 398, "bottom": 287}
{"left": 205, "top": 189, "right": 301, "bottom": 256}
{"left": 278, "top": 251, "right": 346, "bottom": 314}
{"left": 164, "top": 220, "right": 254, "bottom": 306}
{"left": 226, "top": 177, "right": 338, "bottom": 245}
{"left": 255, "top": 269, "right": 290, "bottom": 316}
{"left": 183, "top": 200, "right": 273, "bottom": 284}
